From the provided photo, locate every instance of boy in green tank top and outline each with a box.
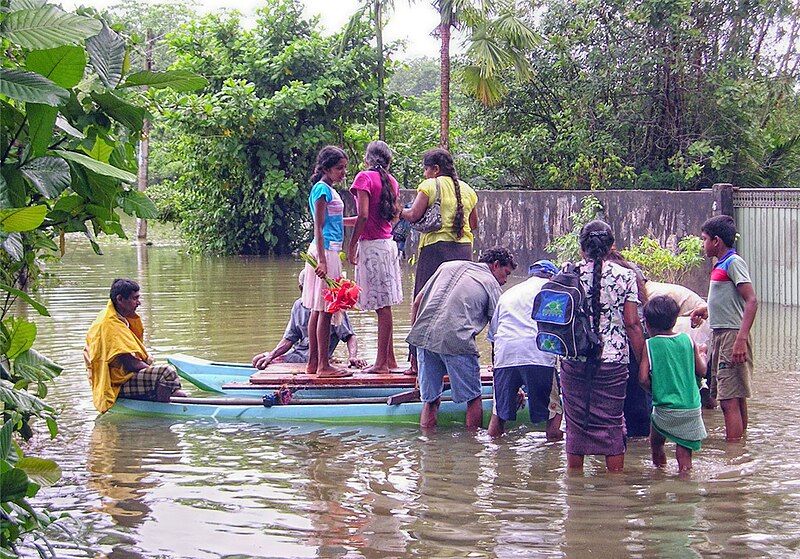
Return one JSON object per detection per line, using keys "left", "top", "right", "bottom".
{"left": 639, "top": 296, "right": 708, "bottom": 472}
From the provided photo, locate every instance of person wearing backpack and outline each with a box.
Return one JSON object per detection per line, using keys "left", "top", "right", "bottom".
{"left": 559, "top": 220, "right": 645, "bottom": 472}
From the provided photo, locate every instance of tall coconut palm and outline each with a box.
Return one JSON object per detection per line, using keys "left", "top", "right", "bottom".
{"left": 433, "top": 0, "right": 536, "bottom": 149}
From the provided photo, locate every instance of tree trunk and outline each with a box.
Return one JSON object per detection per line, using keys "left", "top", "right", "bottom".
{"left": 135, "top": 30, "right": 154, "bottom": 241}
{"left": 375, "top": 0, "right": 385, "bottom": 140}
{"left": 439, "top": 20, "right": 451, "bottom": 150}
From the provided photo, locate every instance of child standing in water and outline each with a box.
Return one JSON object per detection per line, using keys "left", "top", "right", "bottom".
{"left": 690, "top": 215, "right": 758, "bottom": 442}
{"left": 302, "top": 146, "right": 352, "bottom": 378}
{"left": 640, "top": 296, "right": 708, "bottom": 472}
{"left": 348, "top": 140, "right": 403, "bottom": 374}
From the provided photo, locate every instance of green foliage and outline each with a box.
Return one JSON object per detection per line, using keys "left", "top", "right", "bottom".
{"left": 0, "top": 1, "right": 204, "bottom": 554}
{"left": 466, "top": 0, "right": 800, "bottom": 189}
{"left": 545, "top": 195, "right": 603, "bottom": 264}
{"left": 152, "top": 0, "right": 386, "bottom": 254}
{"left": 621, "top": 235, "right": 704, "bottom": 284}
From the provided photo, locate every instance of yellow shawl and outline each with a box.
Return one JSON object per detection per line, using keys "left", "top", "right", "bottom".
{"left": 85, "top": 300, "right": 149, "bottom": 413}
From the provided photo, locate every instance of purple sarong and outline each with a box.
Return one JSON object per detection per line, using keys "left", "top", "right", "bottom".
{"left": 560, "top": 360, "right": 628, "bottom": 456}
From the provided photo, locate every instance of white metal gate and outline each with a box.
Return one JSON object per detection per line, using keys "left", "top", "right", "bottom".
{"left": 734, "top": 189, "right": 800, "bottom": 306}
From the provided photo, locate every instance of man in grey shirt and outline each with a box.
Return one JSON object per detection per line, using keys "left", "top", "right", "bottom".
{"left": 252, "top": 270, "right": 365, "bottom": 369}
{"left": 406, "top": 247, "right": 517, "bottom": 430}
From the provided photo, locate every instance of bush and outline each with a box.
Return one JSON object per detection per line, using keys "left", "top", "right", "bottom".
{"left": 621, "top": 236, "right": 704, "bottom": 284}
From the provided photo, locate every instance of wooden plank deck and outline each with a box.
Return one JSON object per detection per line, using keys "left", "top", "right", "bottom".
{"left": 225, "top": 364, "right": 494, "bottom": 390}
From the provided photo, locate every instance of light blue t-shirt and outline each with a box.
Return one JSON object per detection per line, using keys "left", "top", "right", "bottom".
{"left": 308, "top": 181, "right": 344, "bottom": 250}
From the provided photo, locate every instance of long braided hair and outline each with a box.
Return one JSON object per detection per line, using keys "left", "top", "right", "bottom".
{"left": 423, "top": 148, "right": 465, "bottom": 238}
{"left": 364, "top": 140, "right": 397, "bottom": 221}
{"left": 579, "top": 220, "right": 615, "bottom": 342}
{"left": 310, "top": 145, "right": 347, "bottom": 186}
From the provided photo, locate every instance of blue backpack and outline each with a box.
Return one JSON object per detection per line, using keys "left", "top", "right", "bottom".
{"left": 531, "top": 264, "right": 600, "bottom": 359}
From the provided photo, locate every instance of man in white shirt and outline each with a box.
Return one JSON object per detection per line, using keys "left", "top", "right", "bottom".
{"left": 487, "top": 260, "right": 564, "bottom": 440}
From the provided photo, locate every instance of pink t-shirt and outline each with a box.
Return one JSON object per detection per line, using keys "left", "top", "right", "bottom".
{"left": 350, "top": 170, "right": 399, "bottom": 241}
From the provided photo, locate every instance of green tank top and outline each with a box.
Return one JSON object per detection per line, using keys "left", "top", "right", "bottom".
{"left": 646, "top": 333, "right": 700, "bottom": 410}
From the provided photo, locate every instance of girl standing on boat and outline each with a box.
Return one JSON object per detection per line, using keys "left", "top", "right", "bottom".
{"left": 302, "top": 146, "right": 352, "bottom": 378}
{"left": 347, "top": 140, "right": 403, "bottom": 374}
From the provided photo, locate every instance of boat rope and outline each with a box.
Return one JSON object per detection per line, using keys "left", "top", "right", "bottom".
{"left": 262, "top": 385, "right": 294, "bottom": 407}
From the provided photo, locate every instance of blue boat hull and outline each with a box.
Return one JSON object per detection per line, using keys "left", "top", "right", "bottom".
{"left": 168, "top": 353, "right": 492, "bottom": 400}
{"left": 110, "top": 397, "right": 494, "bottom": 426}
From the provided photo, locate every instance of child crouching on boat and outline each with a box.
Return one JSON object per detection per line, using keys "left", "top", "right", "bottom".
{"left": 302, "top": 146, "right": 354, "bottom": 378}
{"left": 639, "top": 295, "right": 708, "bottom": 472}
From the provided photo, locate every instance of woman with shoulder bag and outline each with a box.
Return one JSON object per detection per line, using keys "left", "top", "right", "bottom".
{"left": 400, "top": 148, "right": 479, "bottom": 296}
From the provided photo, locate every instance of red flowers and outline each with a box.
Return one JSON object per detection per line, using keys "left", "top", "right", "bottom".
{"left": 323, "top": 277, "right": 361, "bottom": 313}
{"left": 300, "top": 251, "right": 361, "bottom": 313}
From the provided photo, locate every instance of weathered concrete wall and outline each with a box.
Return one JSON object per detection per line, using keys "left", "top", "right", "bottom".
{"left": 344, "top": 189, "right": 715, "bottom": 294}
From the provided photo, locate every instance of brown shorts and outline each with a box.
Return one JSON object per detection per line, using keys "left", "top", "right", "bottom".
{"left": 710, "top": 329, "right": 753, "bottom": 400}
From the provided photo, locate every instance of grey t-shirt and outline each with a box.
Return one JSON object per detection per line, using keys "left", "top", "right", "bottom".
{"left": 708, "top": 252, "right": 752, "bottom": 330}
{"left": 406, "top": 261, "right": 500, "bottom": 356}
{"left": 283, "top": 299, "right": 354, "bottom": 361}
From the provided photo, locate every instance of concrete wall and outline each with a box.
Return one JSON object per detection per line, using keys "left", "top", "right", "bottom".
{"left": 345, "top": 189, "right": 715, "bottom": 295}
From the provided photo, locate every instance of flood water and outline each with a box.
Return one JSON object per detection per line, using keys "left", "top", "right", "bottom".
{"left": 19, "top": 238, "right": 800, "bottom": 558}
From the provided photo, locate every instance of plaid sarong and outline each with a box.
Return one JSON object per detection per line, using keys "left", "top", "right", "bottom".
{"left": 118, "top": 363, "right": 181, "bottom": 402}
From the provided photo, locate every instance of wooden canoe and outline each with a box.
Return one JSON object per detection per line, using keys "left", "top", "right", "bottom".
{"left": 168, "top": 353, "right": 494, "bottom": 399}
{"left": 109, "top": 393, "right": 494, "bottom": 426}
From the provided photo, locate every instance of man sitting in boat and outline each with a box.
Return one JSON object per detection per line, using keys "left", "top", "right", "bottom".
{"left": 252, "top": 270, "right": 366, "bottom": 369}
{"left": 84, "top": 279, "right": 185, "bottom": 413}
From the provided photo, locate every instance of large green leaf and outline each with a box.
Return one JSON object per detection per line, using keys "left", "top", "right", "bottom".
{"left": 26, "top": 45, "right": 86, "bottom": 88}
{"left": 0, "top": 467, "right": 29, "bottom": 502}
{"left": 122, "top": 70, "right": 209, "bottom": 92}
{"left": 0, "top": 205, "right": 47, "bottom": 233}
{"left": 25, "top": 103, "right": 58, "bottom": 157}
{"left": 0, "top": 283, "right": 49, "bottom": 316}
{"left": 86, "top": 24, "right": 125, "bottom": 88}
{"left": 20, "top": 156, "right": 71, "bottom": 198}
{"left": 0, "top": 379, "right": 53, "bottom": 415}
{"left": 84, "top": 136, "right": 114, "bottom": 163}
{"left": 0, "top": 69, "right": 68, "bottom": 106}
{"left": 0, "top": 420, "right": 12, "bottom": 462}
{"left": 91, "top": 92, "right": 146, "bottom": 132}
{"left": 10, "top": 0, "right": 47, "bottom": 10}
{"left": 0, "top": 6, "right": 102, "bottom": 50}
{"left": 5, "top": 318, "right": 37, "bottom": 358}
{"left": 57, "top": 150, "right": 135, "bottom": 182}
{"left": 0, "top": 168, "right": 27, "bottom": 208}
{"left": 16, "top": 457, "right": 61, "bottom": 487}
{"left": 118, "top": 189, "right": 157, "bottom": 219}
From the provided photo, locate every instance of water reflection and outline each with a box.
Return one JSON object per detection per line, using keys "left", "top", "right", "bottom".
{"left": 16, "top": 241, "right": 800, "bottom": 558}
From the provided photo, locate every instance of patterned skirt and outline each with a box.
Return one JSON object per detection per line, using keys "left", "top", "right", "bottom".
{"left": 355, "top": 238, "right": 403, "bottom": 310}
{"left": 560, "top": 360, "right": 628, "bottom": 456}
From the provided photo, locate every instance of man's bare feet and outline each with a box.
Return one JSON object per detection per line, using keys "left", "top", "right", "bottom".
{"left": 316, "top": 367, "right": 353, "bottom": 378}
{"left": 305, "top": 365, "right": 317, "bottom": 375}
{"left": 362, "top": 364, "right": 391, "bottom": 374}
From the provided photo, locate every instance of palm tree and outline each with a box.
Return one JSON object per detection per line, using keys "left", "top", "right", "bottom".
{"left": 432, "top": 0, "right": 536, "bottom": 149}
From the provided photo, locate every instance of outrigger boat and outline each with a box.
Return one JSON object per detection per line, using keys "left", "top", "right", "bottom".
{"left": 114, "top": 353, "right": 497, "bottom": 425}
{"left": 109, "top": 393, "right": 495, "bottom": 426}
{"left": 168, "top": 353, "right": 494, "bottom": 399}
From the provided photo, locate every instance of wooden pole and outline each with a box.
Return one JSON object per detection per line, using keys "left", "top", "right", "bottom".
{"left": 135, "top": 29, "right": 154, "bottom": 241}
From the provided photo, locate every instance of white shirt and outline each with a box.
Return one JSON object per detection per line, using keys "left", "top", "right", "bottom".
{"left": 487, "top": 276, "right": 557, "bottom": 369}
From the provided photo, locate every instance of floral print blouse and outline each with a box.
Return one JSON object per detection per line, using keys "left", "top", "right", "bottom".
{"left": 577, "top": 259, "right": 639, "bottom": 364}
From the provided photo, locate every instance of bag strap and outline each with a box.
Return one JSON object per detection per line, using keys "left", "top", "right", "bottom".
{"left": 432, "top": 177, "right": 441, "bottom": 205}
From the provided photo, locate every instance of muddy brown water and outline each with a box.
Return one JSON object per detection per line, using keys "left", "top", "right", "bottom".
{"left": 18, "top": 240, "right": 800, "bottom": 558}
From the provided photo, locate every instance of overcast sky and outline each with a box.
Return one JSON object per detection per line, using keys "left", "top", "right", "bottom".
{"left": 59, "top": 0, "right": 453, "bottom": 59}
